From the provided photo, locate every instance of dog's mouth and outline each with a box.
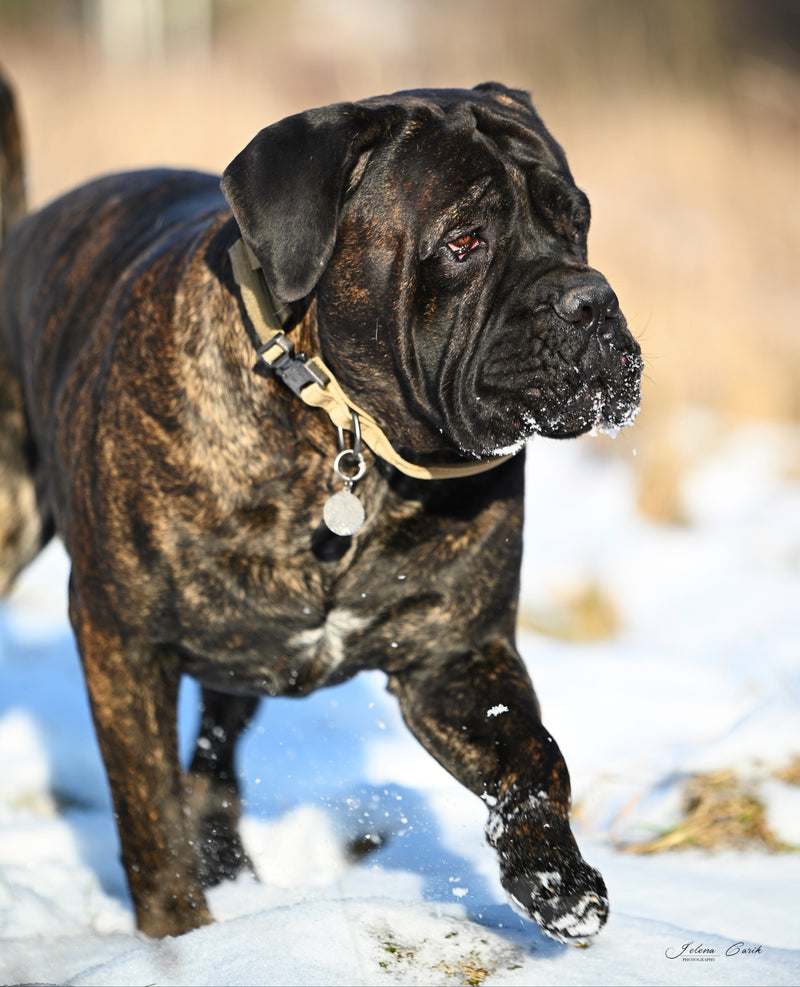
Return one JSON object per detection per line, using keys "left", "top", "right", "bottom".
{"left": 534, "top": 361, "right": 644, "bottom": 440}
{"left": 585, "top": 373, "right": 643, "bottom": 437}
{"left": 447, "top": 324, "right": 643, "bottom": 459}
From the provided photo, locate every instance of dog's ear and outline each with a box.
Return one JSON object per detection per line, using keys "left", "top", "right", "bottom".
{"left": 221, "top": 103, "right": 393, "bottom": 302}
{"left": 472, "top": 81, "right": 535, "bottom": 112}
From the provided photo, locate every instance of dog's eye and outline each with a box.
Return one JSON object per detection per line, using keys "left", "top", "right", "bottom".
{"left": 447, "top": 231, "right": 483, "bottom": 261}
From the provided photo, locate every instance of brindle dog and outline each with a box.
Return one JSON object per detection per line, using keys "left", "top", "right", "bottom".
{"left": 0, "top": 76, "right": 642, "bottom": 942}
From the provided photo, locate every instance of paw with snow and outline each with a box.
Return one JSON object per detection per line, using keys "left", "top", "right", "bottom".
{"left": 486, "top": 791, "right": 608, "bottom": 945}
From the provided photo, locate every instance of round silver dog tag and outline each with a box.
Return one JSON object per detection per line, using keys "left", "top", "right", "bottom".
{"left": 323, "top": 489, "right": 365, "bottom": 536}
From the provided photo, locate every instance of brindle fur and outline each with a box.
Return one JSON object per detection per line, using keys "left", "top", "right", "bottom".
{"left": 0, "top": 80, "right": 641, "bottom": 941}
{"left": 0, "top": 73, "right": 25, "bottom": 239}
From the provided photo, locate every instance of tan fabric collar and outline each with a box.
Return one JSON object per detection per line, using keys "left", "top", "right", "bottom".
{"left": 229, "top": 238, "right": 513, "bottom": 481}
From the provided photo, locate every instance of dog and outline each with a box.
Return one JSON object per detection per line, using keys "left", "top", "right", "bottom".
{"left": 0, "top": 75, "right": 642, "bottom": 943}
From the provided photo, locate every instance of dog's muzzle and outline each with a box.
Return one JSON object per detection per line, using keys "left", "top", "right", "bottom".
{"left": 550, "top": 273, "right": 642, "bottom": 435}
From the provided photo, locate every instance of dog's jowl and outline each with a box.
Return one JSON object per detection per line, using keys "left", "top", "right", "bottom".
{"left": 0, "top": 78, "right": 642, "bottom": 942}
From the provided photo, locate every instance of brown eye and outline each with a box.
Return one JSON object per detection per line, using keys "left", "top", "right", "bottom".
{"left": 447, "top": 231, "right": 483, "bottom": 260}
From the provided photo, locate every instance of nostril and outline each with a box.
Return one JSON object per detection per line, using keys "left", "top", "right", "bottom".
{"left": 577, "top": 303, "right": 596, "bottom": 330}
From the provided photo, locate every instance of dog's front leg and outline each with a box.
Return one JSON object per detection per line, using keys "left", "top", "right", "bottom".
{"left": 187, "top": 688, "right": 259, "bottom": 888}
{"left": 69, "top": 580, "right": 211, "bottom": 938}
{"left": 387, "top": 639, "right": 608, "bottom": 944}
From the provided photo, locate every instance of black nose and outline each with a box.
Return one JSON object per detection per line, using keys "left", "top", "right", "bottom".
{"left": 555, "top": 283, "right": 619, "bottom": 335}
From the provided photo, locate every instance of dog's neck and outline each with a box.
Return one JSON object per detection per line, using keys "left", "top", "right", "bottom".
{"left": 228, "top": 238, "right": 513, "bottom": 481}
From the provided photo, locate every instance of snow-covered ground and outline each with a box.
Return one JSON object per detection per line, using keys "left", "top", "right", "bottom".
{"left": 1, "top": 420, "right": 798, "bottom": 986}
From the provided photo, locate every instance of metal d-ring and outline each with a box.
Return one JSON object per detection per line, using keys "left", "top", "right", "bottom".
{"left": 334, "top": 412, "right": 366, "bottom": 485}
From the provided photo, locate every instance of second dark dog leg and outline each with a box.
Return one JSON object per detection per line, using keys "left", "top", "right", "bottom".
{"left": 186, "top": 688, "right": 260, "bottom": 888}
{"left": 387, "top": 639, "right": 609, "bottom": 944}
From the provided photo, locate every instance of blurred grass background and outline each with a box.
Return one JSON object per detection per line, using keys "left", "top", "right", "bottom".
{"left": 1, "top": 0, "right": 798, "bottom": 523}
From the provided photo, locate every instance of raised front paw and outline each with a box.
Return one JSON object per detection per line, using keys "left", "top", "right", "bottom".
{"left": 501, "top": 856, "right": 608, "bottom": 945}
{"left": 486, "top": 791, "right": 609, "bottom": 945}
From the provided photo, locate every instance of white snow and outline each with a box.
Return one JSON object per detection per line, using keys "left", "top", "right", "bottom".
{"left": 1, "top": 420, "right": 799, "bottom": 985}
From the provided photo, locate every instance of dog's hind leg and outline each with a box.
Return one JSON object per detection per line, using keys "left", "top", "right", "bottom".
{"left": 0, "top": 75, "right": 45, "bottom": 596}
{"left": 0, "top": 349, "right": 50, "bottom": 597}
{"left": 186, "top": 687, "right": 260, "bottom": 888}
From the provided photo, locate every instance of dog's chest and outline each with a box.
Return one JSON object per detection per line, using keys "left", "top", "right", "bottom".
{"left": 286, "top": 604, "right": 374, "bottom": 667}
{"left": 169, "top": 503, "right": 453, "bottom": 695}
{"left": 175, "top": 558, "right": 440, "bottom": 696}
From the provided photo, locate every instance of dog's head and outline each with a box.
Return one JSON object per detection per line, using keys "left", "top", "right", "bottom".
{"left": 222, "top": 84, "right": 642, "bottom": 464}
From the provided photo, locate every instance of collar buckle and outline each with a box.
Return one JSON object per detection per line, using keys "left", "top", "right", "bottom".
{"left": 257, "top": 331, "right": 330, "bottom": 398}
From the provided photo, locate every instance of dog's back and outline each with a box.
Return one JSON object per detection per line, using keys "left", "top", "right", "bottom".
{"left": 0, "top": 166, "right": 233, "bottom": 596}
{"left": 1, "top": 69, "right": 235, "bottom": 598}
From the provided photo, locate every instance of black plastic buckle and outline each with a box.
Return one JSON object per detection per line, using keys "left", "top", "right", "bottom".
{"left": 257, "top": 333, "right": 330, "bottom": 397}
